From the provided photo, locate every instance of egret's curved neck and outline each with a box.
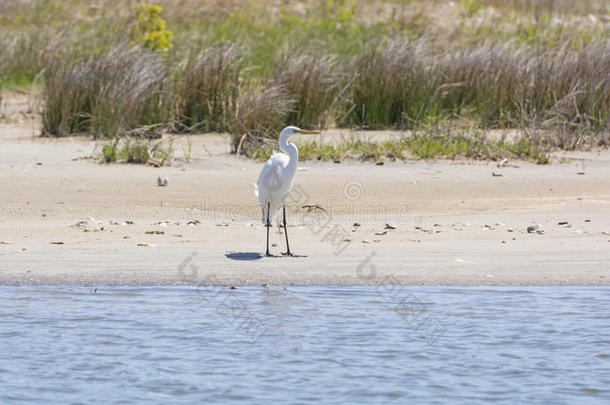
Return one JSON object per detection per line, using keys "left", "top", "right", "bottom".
{"left": 280, "top": 135, "right": 298, "bottom": 174}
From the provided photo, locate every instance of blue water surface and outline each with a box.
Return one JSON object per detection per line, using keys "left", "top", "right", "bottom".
{"left": 0, "top": 286, "right": 609, "bottom": 404}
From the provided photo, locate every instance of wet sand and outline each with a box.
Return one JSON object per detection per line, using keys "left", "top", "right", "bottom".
{"left": 1, "top": 92, "right": 609, "bottom": 285}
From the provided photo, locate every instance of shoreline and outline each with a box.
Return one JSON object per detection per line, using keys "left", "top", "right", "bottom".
{"left": 2, "top": 210, "right": 609, "bottom": 286}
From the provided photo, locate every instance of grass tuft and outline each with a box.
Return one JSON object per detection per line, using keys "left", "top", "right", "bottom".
{"left": 272, "top": 53, "right": 346, "bottom": 129}
{"left": 342, "top": 40, "right": 443, "bottom": 129}
{"left": 232, "top": 85, "right": 295, "bottom": 155}
{"left": 174, "top": 44, "right": 242, "bottom": 132}
{"left": 42, "top": 46, "right": 168, "bottom": 137}
{"left": 101, "top": 137, "right": 174, "bottom": 165}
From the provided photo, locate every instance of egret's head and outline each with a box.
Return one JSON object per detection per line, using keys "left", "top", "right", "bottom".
{"left": 279, "top": 126, "right": 320, "bottom": 143}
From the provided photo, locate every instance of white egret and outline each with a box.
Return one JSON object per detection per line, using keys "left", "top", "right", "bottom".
{"left": 255, "top": 126, "right": 320, "bottom": 256}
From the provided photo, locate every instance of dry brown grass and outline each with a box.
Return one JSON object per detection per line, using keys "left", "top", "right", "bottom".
{"left": 272, "top": 53, "right": 346, "bottom": 130}
{"left": 43, "top": 46, "right": 168, "bottom": 137}
{"left": 230, "top": 85, "right": 295, "bottom": 153}
{"left": 344, "top": 39, "right": 609, "bottom": 136}
{"left": 174, "top": 44, "right": 242, "bottom": 132}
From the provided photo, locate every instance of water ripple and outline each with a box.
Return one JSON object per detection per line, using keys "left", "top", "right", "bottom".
{"left": 0, "top": 286, "right": 609, "bottom": 404}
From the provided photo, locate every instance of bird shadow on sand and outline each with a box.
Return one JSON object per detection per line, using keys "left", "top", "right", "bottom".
{"left": 225, "top": 252, "right": 263, "bottom": 261}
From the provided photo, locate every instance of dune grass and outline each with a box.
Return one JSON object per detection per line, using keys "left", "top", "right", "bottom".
{"left": 344, "top": 40, "right": 609, "bottom": 132}
{"left": 1, "top": 0, "right": 608, "bottom": 163}
{"left": 230, "top": 85, "right": 295, "bottom": 154}
{"left": 272, "top": 53, "right": 346, "bottom": 130}
{"left": 174, "top": 44, "right": 242, "bottom": 132}
{"left": 42, "top": 46, "right": 168, "bottom": 137}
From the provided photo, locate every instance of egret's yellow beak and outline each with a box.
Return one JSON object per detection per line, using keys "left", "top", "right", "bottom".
{"left": 297, "top": 129, "right": 320, "bottom": 135}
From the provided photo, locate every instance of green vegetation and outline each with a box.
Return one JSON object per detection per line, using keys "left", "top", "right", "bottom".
{"left": 253, "top": 128, "right": 551, "bottom": 165}
{"left": 0, "top": 0, "right": 608, "bottom": 164}
{"left": 133, "top": 3, "right": 173, "bottom": 52}
{"left": 102, "top": 142, "right": 117, "bottom": 164}
{"left": 182, "top": 136, "right": 192, "bottom": 162}
{"left": 102, "top": 137, "right": 174, "bottom": 165}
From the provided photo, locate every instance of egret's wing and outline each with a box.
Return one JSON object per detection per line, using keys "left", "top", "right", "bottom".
{"left": 265, "top": 165, "right": 283, "bottom": 191}
{"left": 256, "top": 153, "right": 287, "bottom": 201}
{"left": 257, "top": 162, "right": 281, "bottom": 200}
{"left": 256, "top": 152, "right": 289, "bottom": 223}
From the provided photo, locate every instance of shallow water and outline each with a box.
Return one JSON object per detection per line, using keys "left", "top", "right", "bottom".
{"left": 0, "top": 286, "right": 609, "bottom": 404}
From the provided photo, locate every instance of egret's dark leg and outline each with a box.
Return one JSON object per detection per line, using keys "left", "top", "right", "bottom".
{"left": 265, "top": 201, "right": 272, "bottom": 257}
{"left": 282, "top": 203, "right": 293, "bottom": 256}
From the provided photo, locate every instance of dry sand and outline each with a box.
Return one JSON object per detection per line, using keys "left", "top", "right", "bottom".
{"left": 1, "top": 92, "right": 609, "bottom": 286}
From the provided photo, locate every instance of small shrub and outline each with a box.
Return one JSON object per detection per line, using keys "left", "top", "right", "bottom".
{"left": 100, "top": 137, "right": 174, "bottom": 165}
{"left": 123, "top": 140, "right": 150, "bottom": 163}
{"left": 102, "top": 142, "right": 117, "bottom": 163}
{"left": 133, "top": 3, "right": 173, "bottom": 52}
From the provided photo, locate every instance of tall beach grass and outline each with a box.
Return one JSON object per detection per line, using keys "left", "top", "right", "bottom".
{"left": 174, "top": 44, "right": 242, "bottom": 132}
{"left": 344, "top": 39, "right": 609, "bottom": 135}
{"left": 42, "top": 46, "right": 168, "bottom": 137}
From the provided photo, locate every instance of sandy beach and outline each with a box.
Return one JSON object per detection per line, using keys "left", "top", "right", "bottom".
{"left": 1, "top": 93, "right": 609, "bottom": 286}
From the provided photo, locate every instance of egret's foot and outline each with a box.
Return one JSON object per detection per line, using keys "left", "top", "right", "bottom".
{"left": 282, "top": 252, "right": 307, "bottom": 258}
{"left": 265, "top": 252, "right": 277, "bottom": 257}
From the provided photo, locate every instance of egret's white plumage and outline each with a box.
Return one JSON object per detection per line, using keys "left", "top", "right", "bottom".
{"left": 256, "top": 126, "right": 307, "bottom": 223}
{"left": 255, "top": 150, "right": 291, "bottom": 223}
{"left": 255, "top": 126, "right": 319, "bottom": 256}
